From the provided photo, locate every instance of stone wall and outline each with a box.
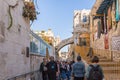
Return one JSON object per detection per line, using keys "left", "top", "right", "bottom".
{"left": 0, "top": 0, "right": 31, "bottom": 79}
{"left": 112, "top": 36, "right": 120, "bottom": 51}
{"left": 30, "top": 54, "right": 44, "bottom": 71}
{"left": 5, "top": 54, "right": 44, "bottom": 80}
{"left": 93, "top": 49, "right": 111, "bottom": 60}
{"left": 29, "top": 54, "right": 44, "bottom": 80}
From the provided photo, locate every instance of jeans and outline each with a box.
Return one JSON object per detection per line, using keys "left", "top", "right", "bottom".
{"left": 66, "top": 71, "right": 71, "bottom": 80}
{"left": 60, "top": 71, "right": 67, "bottom": 80}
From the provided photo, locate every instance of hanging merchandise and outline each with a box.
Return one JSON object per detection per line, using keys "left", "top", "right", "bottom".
{"left": 97, "top": 20, "right": 102, "bottom": 38}
{"left": 115, "top": 0, "right": 120, "bottom": 21}
{"left": 101, "top": 17, "right": 104, "bottom": 33}
{"left": 104, "top": 13, "right": 107, "bottom": 34}
{"left": 104, "top": 34, "right": 109, "bottom": 49}
{"left": 112, "top": 0, "right": 117, "bottom": 31}
{"left": 107, "top": 6, "right": 112, "bottom": 30}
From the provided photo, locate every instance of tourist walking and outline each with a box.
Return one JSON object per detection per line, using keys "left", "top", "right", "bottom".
{"left": 66, "top": 62, "right": 71, "bottom": 80}
{"left": 70, "top": 60, "right": 75, "bottom": 71}
{"left": 56, "top": 60, "right": 61, "bottom": 80}
{"left": 40, "top": 58, "right": 48, "bottom": 80}
{"left": 85, "top": 56, "right": 104, "bottom": 80}
{"left": 47, "top": 56, "right": 58, "bottom": 80}
{"left": 72, "top": 56, "right": 85, "bottom": 80}
{"left": 60, "top": 61, "right": 67, "bottom": 80}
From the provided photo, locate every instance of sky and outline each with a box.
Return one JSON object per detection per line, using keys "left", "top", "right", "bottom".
{"left": 31, "top": 0, "right": 96, "bottom": 51}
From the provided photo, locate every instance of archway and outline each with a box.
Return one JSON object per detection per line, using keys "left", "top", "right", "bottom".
{"left": 55, "top": 37, "right": 74, "bottom": 53}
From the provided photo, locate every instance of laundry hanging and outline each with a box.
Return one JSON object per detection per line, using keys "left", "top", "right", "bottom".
{"left": 104, "top": 34, "right": 109, "bottom": 49}
{"left": 116, "top": 0, "right": 120, "bottom": 21}
{"left": 107, "top": 6, "right": 112, "bottom": 30}
{"left": 101, "top": 17, "right": 104, "bottom": 34}
{"left": 97, "top": 20, "right": 102, "bottom": 38}
{"left": 104, "top": 13, "right": 107, "bottom": 34}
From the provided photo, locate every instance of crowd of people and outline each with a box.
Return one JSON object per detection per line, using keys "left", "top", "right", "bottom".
{"left": 40, "top": 56, "right": 104, "bottom": 80}
{"left": 40, "top": 56, "right": 74, "bottom": 80}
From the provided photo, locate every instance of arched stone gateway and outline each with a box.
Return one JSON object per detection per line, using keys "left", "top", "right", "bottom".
{"left": 55, "top": 37, "right": 74, "bottom": 53}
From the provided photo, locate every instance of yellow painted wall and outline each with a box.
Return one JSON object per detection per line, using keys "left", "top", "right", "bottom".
{"left": 75, "top": 46, "right": 90, "bottom": 60}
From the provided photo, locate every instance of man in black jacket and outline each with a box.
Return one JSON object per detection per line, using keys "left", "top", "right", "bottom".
{"left": 47, "top": 56, "right": 58, "bottom": 80}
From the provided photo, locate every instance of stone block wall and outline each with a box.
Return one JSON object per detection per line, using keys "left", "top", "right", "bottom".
{"left": 112, "top": 36, "right": 120, "bottom": 61}
{"left": 30, "top": 54, "right": 44, "bottom": 71}
{"left": 112, "top": 36, "right": 120, "bottom": 51}
{"left": 93, "top": 35, "right": 105, "bottom": 49}
{"left": 93, "top": 49, "right": 112, "bottom": 60}
{"left": 0, "top": 0, "right": 31, "bottom": 79}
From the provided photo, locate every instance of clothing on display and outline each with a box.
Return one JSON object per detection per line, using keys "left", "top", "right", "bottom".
{"left": 116, "top": 0, "right": 120, "bottom": 21}
{"left": 104, "top": 34, "right": 109, "bottom": 49}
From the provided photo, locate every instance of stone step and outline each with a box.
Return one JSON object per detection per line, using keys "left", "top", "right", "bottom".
{"left": 99, "top": 59, "right": 112, "bottom": 62}
{"left": 99, "top": 62, "right": 120, "bottom": 67}
{"left": 102, "top": 67, "right": 120, "bottom": 73}
{"left": 104, "top": 73, "right": 120, "bottom": 80}
{"left": 85, "top": 57, "right": 111, "bottom": 62}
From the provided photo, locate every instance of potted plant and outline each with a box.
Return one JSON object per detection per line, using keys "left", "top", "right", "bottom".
{"left": 23, "top": 1, "right": 37, "bottom": 21}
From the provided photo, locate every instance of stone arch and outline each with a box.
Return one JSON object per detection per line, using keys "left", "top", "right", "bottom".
{"left": 55, "top": 37, "right": 74, "bottom": 53}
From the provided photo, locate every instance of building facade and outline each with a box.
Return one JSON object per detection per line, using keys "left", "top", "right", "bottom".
{"left": 35, "top": 29, "right": 61, "bottom": 47}
{"left": 30, "top": 31, "right": 55, "bottom": 57}
{"left": 35, "top": 29, "right": 54, "bottom": 46}
{"left": 0, "top": 0, "right": 47, "bottom": 80}
{"left": 73, "top": 9, "right": 91, "bottom": 60}
{"left": 90, "top": 0, "right": 120, "bottom": 61}
{"left": 59, "top": 52, "right": 68, "bottom": 61}
{"left": 0, "top": 0, "right": 31, "bottom": 79}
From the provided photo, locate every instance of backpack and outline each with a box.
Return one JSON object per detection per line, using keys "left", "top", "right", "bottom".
{"left": 88, "top": 65, "right": 103, "bottom": 80}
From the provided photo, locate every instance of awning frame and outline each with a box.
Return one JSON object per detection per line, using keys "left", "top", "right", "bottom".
{"left": 96, "top": 0, "right": 114, "bottom": 14}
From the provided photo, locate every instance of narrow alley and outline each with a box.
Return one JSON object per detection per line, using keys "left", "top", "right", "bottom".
{"left": 0, "top": 0, "right": 120, "bottom": 80}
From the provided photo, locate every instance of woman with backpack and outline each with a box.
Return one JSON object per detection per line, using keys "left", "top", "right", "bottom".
{"left": 85, "top": 56, "right": 104, "bottom": 80}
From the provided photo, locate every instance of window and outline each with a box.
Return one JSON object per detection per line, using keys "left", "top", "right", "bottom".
{"left": 79, "top": 38, "right": 86, "bottom": 46}
{"left": 83, "top": 15, "right": 87, "bottom": 22}
{"left": 30, "top": 37, "right": 39, "bottom": 53}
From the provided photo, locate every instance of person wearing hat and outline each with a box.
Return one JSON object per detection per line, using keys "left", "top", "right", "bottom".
{"left": 71, "top": 56, "right": 85, "bottom": 80}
